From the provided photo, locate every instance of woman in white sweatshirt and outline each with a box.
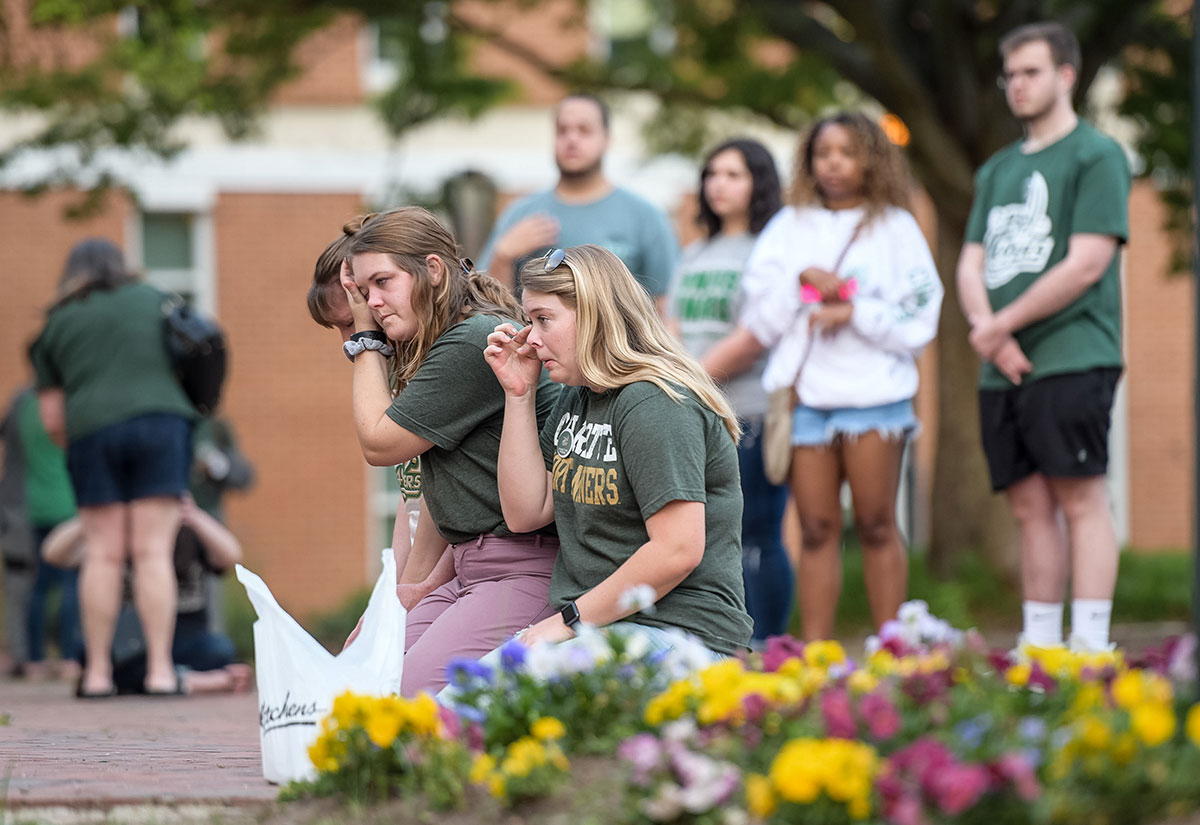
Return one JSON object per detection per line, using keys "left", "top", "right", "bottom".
{"left": 706, "top": 112, "right": 943, "bottom": 640}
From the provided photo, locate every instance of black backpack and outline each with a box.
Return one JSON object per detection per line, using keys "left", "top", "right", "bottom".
{"left": 162, "top": 296, "right": 227, "bottom": 415}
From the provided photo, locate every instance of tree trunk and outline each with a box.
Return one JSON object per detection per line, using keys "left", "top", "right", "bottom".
{"left": 928, "top": 212, "right": 1018, "bottom": 581}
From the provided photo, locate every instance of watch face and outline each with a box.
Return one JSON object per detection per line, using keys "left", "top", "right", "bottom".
{"left": 561, "top": 601, "right": 580, "bottom": 627}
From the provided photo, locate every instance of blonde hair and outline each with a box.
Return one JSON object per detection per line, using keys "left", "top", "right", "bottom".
{"left": 349, "top": 207, "right": 523, "bottom": 390}
{"left": 790, "top": 111, "right": 912, "bottom": 225}
{"left": 518, "top": 245, "right": 741, "bottom": 443}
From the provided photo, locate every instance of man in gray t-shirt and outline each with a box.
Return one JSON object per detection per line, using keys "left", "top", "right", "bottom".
{"left": 478, "top": 94, "right": 679, "bottom": 307}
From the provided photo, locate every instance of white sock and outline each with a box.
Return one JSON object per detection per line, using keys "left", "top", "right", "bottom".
{"left": 1022, "top": 601, "right": 1064, "bottom": 647}
{"left": 1071, "top": 599, "right": 1113, "bottom": 651}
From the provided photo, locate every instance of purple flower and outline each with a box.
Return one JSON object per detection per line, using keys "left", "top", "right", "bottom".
{"left": 1015, "top": 716, "right": 1047, "bottom": 744}
{"left": 499, "top": 638, "right": 528, "bottom": 671}
{"left": 954, "top": 714, "right": 991, "bottom": 750}
{"left": 445, "top": 657, "right": 493, "bottom": 685}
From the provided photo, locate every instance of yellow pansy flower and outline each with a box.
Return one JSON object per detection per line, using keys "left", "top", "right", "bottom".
{"left": 745, "top": 772, "right": 777, "bottom": 818}
{"left": 1185, "top": 703, "right": 1200, "bottom": 747}
{"left": 1005, "top": 663, "right": 1031, "bottom": 687}
{"left": 1130, "top": 702, "right": 1176, "bottom": 747}
{"left": 531, "top": 716, "right": 567, "bottom": 741}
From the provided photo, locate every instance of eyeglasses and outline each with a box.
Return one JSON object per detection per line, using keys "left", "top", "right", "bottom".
{"left": 544, "top": 248, "right": 566, "bottom": 272}
{"left": 997, "top": 66, "right": 1049, "bottom": 90}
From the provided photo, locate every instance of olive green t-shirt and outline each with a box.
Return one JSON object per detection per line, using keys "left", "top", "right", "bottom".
{"left": 29, "top": 282, "right": 197, "bottom": 439}
{"left": 385, "top": 314, "right": 560, "bottom": 545}
{"left": 966, "top": 121, "right": 1130, "bottom": 390}
{"left": 539, "top": 381, "right": 752, "bottom": 654}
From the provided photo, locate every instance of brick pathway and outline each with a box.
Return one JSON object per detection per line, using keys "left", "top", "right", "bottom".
{"left": 0, "top": 679, "right": 275, "bottom": 810}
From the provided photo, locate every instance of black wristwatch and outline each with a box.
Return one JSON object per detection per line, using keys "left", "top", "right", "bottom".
{"left": 560, "top": 601, "right": 582, "bottom": 630}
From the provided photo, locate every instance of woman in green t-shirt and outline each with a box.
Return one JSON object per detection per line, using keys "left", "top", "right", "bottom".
{"left": 483, "top": 244, "right": 753, "bottom": 657}
{"left": 338, "top": 207, "right": 562, "bottom": 696}
{"left": 30, "top": 239, "right": 197, "bottom": 698}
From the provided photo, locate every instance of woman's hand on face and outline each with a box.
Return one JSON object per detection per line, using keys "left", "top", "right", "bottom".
{"left": 516, "top": 614, "right": 575, "bottom": 646}
{"left": 799, "top": 267, "right": 844, "bottom": 303}
{"left": 484, "top": 323, "right": 542, "bottom": 398}
{"left": 340, "top": 259, "right": 380, "bottom": 332}
{"left": 809, "top": 302, "right": 853, "bottom": 336}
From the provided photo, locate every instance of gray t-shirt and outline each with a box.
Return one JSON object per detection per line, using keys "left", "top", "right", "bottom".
{"left": 386, "top": 314, "right": 560, "bottom": 545}
{"left": 539, "top": 381, "right": 752, "bottom": 654}
{"left": 479, "top": 187, "right": 680, "bottom": 297}
{"left": 668, "top": 233, "right": 767, "bottom": 417}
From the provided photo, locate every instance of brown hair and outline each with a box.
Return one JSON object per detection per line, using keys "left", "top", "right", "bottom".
{"left": 1000, "top": 22, "right": 1080, "bottom": 74}
{"left": 349, "top": 206, "right": 523, "bottom": 389}
{"left": 518, "top": 245, "right": 740, "bottom": 443}
{"left": 306, "top": 215, "right": 369, "bottom": 329}
{"left": 790, "top": 111, "right": 912, "bottom": 225}
{"left": 51, "top": 237, "right": 139, "bottom": 310}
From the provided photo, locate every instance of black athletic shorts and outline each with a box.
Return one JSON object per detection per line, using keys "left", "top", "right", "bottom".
{"left": 978, "top": 367, "right": 1121, "bottom": 492}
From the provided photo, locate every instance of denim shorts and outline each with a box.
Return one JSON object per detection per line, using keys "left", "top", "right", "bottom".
{"left": 67, "top": 413, "right": 193, "bottom": 507}
{"left": 792, "top": 399, "right": 917, "bottom": 447}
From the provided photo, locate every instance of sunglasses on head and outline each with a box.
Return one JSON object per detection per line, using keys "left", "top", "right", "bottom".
{"left": 543, "top": 248, "right": 566, "bottom": 272}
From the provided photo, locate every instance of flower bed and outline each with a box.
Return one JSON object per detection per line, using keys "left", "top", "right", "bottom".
{"left": 294, "top": 602, "right": 1200, "bottom": 824}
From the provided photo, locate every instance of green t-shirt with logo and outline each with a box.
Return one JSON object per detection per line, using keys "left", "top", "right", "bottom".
{"left": 385, "top": 314, "right": 561, "bottom": 545}
{"left": 16, "top": 390, "right": 76, "bottom": 528}
{"left": 29, "top": 282, "right": 197, "bottom": 439}
{"left": 539, "top": 381, "right": 752, "bottom": 654}
{"left": 966, "top": 121, "right": 1130, "bottom": 390}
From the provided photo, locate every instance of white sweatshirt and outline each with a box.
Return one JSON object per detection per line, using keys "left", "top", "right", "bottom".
{"left": 741, "top": 205, "right": 943, "bottom": 409}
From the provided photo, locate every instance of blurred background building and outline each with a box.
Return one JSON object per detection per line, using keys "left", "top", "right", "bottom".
{"left": 0, "top": 1, "right": 1189, "bottom": 620}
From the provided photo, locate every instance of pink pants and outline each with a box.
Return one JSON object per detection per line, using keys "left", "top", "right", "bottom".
{"left": 400, "top": 533, "right": 558, "bottom": 696}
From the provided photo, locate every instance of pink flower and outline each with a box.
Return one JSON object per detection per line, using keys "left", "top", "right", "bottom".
{"left": 928, "top": 763, "right": 991, "bottom": 815}
{"left": 618, "top": 733, "right": 663, "bottom": 784}
{"left": 885, "top": 794, "right": 928, "bottom": 825}
{"left": 993, "top": 753, "right": 1041, "bottom": 801}
{"left": 762, "top": 635, "right": 806, "bottom": 672}
{"left": 860, "top": 691, "right": 901, "bottom": 741}
{"left": 438, "top": 705, "right": 461, "bottom": 740}
{"left": 742, "top": 692, "right": 768, "bottom": 724}
{"left": 821, "top": 688, "right": 857, "bottom": 738}
{"left": 1027, "top": 662, "right": 1057, "bottom": 692}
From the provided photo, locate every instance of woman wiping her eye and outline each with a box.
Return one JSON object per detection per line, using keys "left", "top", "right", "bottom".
{"left": 482, "top": 244, "right": 752, "bottom": 658}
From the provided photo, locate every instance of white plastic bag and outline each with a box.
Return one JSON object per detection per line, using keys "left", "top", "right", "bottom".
{"left": 235, "top": 549, "right": 405, "bottom": 784}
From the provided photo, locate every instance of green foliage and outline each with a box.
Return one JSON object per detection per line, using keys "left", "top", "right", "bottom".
{"left": 826, "top": 542, "right": 1193, "bottom": 636}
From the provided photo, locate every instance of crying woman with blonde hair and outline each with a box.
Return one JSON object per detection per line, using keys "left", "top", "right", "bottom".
{"left": 482, "top": 244, "right": 752, "bottom": 658}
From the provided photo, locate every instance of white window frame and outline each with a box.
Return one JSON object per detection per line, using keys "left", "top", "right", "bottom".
{"left": 126, "top": 210, "right": 217, "bottom": 317}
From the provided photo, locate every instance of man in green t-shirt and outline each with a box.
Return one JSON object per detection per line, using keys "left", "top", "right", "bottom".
{"left": 957, "top": 22, "right": 1131, "bottom": 653}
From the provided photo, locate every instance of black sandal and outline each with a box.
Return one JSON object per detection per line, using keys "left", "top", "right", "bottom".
{"left": 75, "top": 680, "right": 117, "bottom": 699}
{"left": 143, "top": 666, "right": 188, "bottom": 696}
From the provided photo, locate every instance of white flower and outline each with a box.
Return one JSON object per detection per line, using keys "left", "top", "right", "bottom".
{"left": 658, "top": 629, "right": 716, "bottom": 679}
{"left": 897, "top": 599, "right": 930, "bottom": 625}
{"left": 623, "top": 631, "right": 652, "bottom": 660}
{"left": 618, "top": 583, "right": 659, "bottom": 615}
{"left": 660, "top": 717, "right": 697, "bottom": 744}
{"left": 642, "top": 783, "right": 684, "bottom": 821}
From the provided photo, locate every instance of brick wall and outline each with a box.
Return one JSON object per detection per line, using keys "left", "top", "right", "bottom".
{"left": 1125, "top": 181, "right": 1193, "bottom": 550}
{"left": 212, "top": 192, "right": 371, "bottom": 617}
{"left": 0, "top": 191, "right": 128, "bottom": 400}
{"left": 271, "top": 14, "right": 365, "bottom": 106}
